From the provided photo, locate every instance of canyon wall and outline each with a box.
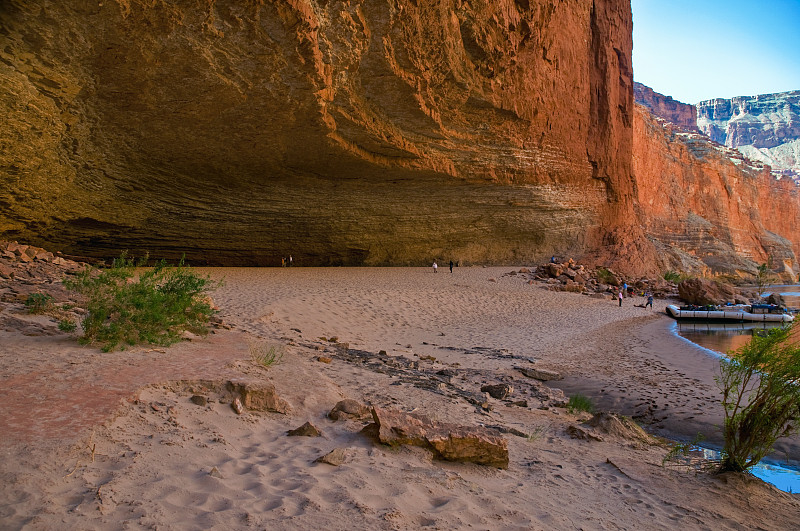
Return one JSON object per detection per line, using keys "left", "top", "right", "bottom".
{"left": 633, "top": 104, "right": 800, "bottom": 280}
{"left": 633, "top": 82, "right": 697, "bottom": 132}
{"left": 697, "top": 91, "right": 800, "bottom": 184}
{"left": 0, "top": 0, "right": 649, "bottom": 268}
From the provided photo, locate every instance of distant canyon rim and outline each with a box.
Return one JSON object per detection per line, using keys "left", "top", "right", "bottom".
{"left": 1, "top": 0, "right": 798, "bottom": 280}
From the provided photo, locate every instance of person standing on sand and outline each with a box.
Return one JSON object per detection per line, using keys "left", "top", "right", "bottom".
{"left": 618, "top": 291, "right": 623, "bottom": 307}
{"left": 646, "top": 293, "right": 653, "bottom": 309}
{"left": 433, "top": 261, "right": 438, "bottom": 273}
{"left": 623, "top": 282, "right": 628, "bottom": 298}
{"left": 449, "top": 260, "right": 453, "bottom": 273}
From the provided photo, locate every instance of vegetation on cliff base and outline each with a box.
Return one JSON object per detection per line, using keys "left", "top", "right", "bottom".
{"left": 716, "top": 323, "right": 800, "bottom": 473}
{"left": 64, "top": 254, "right": 216, "bottom": 352}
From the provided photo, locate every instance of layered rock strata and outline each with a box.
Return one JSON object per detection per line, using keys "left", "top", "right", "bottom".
{"left": 633, "top": 82, "right": 697, "bottom": 132}
{"left": 697, "top": 91, "right": 800, "bottom": 183}
{"left": 633, "top": 104, "right": 800, "bottom": 280}
{"left": 0, "top": 0, "right": 643, "bottom": 268}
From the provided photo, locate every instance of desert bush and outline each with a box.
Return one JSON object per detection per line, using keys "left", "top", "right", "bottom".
{"left": 755, "top": 261, "right": 778, "bottom": 298}
{"left": 566, "top": 393, "right": 595, "bottom": 414}
{"left": 596, "top": 268, "right": 616, "bottom": 285}
{"left": 25, "top": 293, "right": 54, "bottom": 314}
{"left": 64, "top": 253, "right": 216, "bottom": 352}
{"left": 716, "top": 323, "right": 800, "bottom": 473}
{"left": 663, "top": 270, "right": 685, "bottom": 283}
{"left": 249, "top": 340, "right": 285, "bottom": 368}
{"left": 58, "top": 319, "right": 77, "bottom": 333}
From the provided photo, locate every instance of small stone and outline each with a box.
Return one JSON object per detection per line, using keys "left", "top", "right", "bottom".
{"left": 328, "top": 399, "right": 370, "bottom": 421}
{"left": 209, "top": 466, "right": 224, "bottom": 479}
{"left": 315, "top": 447, "right": 348, "bottom": 466}
{"left": 232, "top": 397, "right": 244, "bottom": 415}
{"left": 287, "top": 421, "right": 322, "bottom": 437}
{"left": 481, "top": 383, "right": 513, "bottom": 400}
{"left": 190, "top": 395, "right": 208, "bottom": 406}
{"left": 317, "top": 356, "right": 332, "bottom": 363}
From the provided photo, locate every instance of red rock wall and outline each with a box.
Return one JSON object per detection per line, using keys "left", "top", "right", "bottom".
{"left": 633, "top": 82, "right": 698, "bottom": 131}
{"left": 0, "top": 0, "right": 647, "bottom": 267}
{"left": 632, "top": 104, "right": 800, "bottom": 280}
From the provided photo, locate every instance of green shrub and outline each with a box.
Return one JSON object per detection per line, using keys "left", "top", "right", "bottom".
{"left": 64, "top": 253, "right": 216, "bottom": 352}
{"left": 566, "top": 393, "right": 595, "bottom": 414}
{"left": 596, "top": 268, "right": 616, "bottom": 285}
{"left": 663, "top": 270, "right": 683, "bottom": 283}
{"left": 25, "top": 293, "right": 54, "bottom": 314}
{"left": 715, "top": 323, "right": 800, "bottom": 473}
{"left": 249, "top": 340, "right": 285, "bottom": 368}
{"left": 58, "top": 319, "right": 77, "bottom": 333}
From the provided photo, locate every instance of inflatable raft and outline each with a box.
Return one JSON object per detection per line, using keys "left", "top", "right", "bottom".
{"left": 666, "top": 304, "right": 794, "bottom": 323}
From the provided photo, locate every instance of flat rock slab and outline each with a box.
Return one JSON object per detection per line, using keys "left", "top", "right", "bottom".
{"left": 370, "top": 406, "right": 508, "bottom": 469}
{"left": 515, "top": 367, "right": 563, "bottom": 381}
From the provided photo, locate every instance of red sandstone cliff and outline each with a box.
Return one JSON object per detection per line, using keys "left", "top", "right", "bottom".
{"left": 633, "top": 82, "right": 698, "bottom": 132}
{"left": 632, "top": 104, "right": 800, "bottom": 280}
{"left": 0, "top": 0, "right": 644, "bottom": 268}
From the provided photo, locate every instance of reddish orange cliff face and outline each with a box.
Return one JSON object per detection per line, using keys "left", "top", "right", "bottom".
{"left": 0, "top": 1, "right": 796, "bottom": 276}
{"left": 632, "top": 104, "right": 799, "bottom": 280}
{"left": 0, "top": 0, "right": 647, "bottom": 267}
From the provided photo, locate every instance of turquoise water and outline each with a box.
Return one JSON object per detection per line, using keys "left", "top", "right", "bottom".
{"left": 670, "top": 284, "right": 800, "bottom": 493}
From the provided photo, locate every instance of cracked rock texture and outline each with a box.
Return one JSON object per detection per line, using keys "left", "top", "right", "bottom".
{"left": 1, "top": 0, "right": 644, "bottom": 268}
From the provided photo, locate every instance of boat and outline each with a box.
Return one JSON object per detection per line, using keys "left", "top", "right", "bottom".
{"left": 666, "top": 303, "right": 794, "bottom": 323}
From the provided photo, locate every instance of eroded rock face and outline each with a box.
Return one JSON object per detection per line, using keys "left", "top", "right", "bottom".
{"left": 0, "top": 0, "right": 640, "bottom": 268}
{"left": 633, "top": 82, "right": 698, "bottom": 132}
{"left": 632, "top": 103, "right": 800, "bottom": 281}
{"left": 697, "top": 91, "right": 800, "bottom": 183}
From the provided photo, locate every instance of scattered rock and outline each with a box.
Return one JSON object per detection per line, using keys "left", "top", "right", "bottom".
{"left": 586, "top": 412, "right": 655, "bottom": 444}
{"left": 677, "top": 277, "right": 736, "bottom": 305}
{"left": 328, "top": 399, "right": 371, "bottom": 421}
{"left": 317, "top": 356, "right": 332, "bottom": 363}
{"left": 315, "top": 447, "right": 348, "bottom": 466}
{"left": 190, "top": 395, "right": 208, "bottom": 406}
{"left": 287, "top": 421, "right": 322, "bottom": 437}
{"left": 226, "top": 379, "right": 290, "bottom": 414}
{"left": 567, "top": 425, "right": 603, "bottom": 441}
{"left": 515, "top": 367, "right": 563, "bottom": 381}
{"left": 368, "top": 406, "right": 508, "bottom": 468}
{"left": 208, "top": 466, "right": 224, "bottom": 479}
{"left": 231, "top": 396, "right": 244, "bottom": 415}
{"left": 480, "top": 383, "right": 513, "bottom": 400}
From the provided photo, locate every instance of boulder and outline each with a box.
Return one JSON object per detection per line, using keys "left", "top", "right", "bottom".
{"left": 226, "top": 379, "right": 290, "bottom": 414}
{"left": 677, "top": 278, "right": 737, "bottom": 305}
{"left": 480, "top": 383, "right": 513, "bottom": 400}
{"left": 515, "top": 367, "right": 563, "bottom": 381}
{"left": 328, "top": 399, "right": 371, "bottom": 421}
{"left": 315, "top": 448, "right": 348, "bottom": 466}
{"left": 368, "top": 407, "right": 508, "bottom": 469}
{"left": 767, "top": 292, "right": 785, "bottom": 306}
{"left": 288, "top": 421, "right": 323, "bottom": 437}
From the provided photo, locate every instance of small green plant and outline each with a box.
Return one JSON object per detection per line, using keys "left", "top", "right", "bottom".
{"left": 663, "top": 270, "right": 684, "bottom": 283}
{"left": 25, "top": 293, "right": 54, "bottom": 314}
{"left": 566, "top": 393, "right": 595, "bottom": 414}
{"left": 755, "top": 260, "right": 778, "bottom": 298}
{"left": 596, "top": 268, "right": 616, "bottom": 285}
{"left": 249, "top": 340, "right": 285, "bottom": 368}
{"left": 716, "top": 323, "right": 800, "bottom": 473}
{"left": 63, "top": 253, "right": 216, "bottom": 352}
{"left": 58, "top": 319, "right": 77, "bottom": 333}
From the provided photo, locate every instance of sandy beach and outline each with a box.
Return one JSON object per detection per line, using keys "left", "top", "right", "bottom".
{"left": 2, "top": 266, "right": 799, "bottom": 529}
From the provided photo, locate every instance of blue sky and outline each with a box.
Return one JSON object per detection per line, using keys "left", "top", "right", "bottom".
{"left": 632, "top": 0, "right": 800, "bottom": 104}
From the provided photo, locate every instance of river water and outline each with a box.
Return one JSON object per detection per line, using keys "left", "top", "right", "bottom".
{"left": 669, "top": 284, "right": 800, "bottom": 492}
